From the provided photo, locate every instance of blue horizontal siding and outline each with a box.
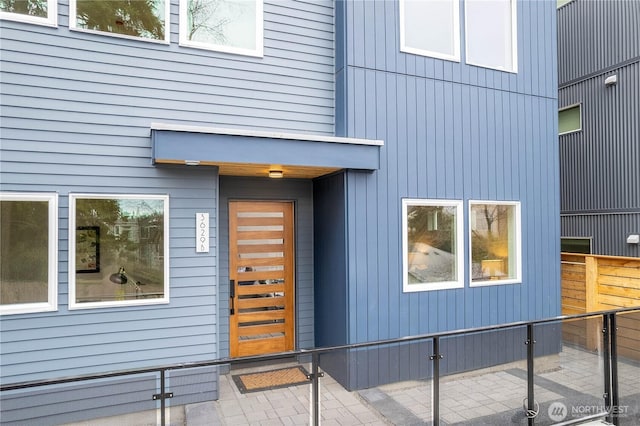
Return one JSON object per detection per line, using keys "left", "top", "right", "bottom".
{"left": 0, "top": 167, "right": 219, "bottom": 384}
{"left": 0, "top": 0, "right": 335, "bottom": 136}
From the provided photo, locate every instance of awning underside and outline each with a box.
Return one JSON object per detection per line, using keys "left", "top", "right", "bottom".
{"left": 151, "top": 125, "right": 382, "bottom": 179}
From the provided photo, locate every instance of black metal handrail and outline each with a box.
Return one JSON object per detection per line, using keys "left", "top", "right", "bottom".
{"left": 2, "top": 306, "right": 638, "bottom": 426}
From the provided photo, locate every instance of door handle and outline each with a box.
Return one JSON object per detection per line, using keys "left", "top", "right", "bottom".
{"left": 229, "top": 279, "right": 235, "bottom": 315}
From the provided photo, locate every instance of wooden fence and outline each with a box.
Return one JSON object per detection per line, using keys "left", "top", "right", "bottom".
{"left": 561, "top": 253, "right": 640, "bottom": 360}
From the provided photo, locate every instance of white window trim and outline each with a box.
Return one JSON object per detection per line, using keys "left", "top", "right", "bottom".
{"left": 464, "top": 0, "right": 518, "bottom": 73}
{"left": 469, "top": 200, "right": 522, "bottom": 287}
{"left": 178, "top": 0, "right": 264, "bottom": 57}
{"left": 68, "top": 0, "right": 170, "bottom": 44}
{"left": 0, "top": 0, "right": 57, "bottom": 27}
{"left": 558, "top": 103, "right": 582, "bottom": 135}
{"left": 0, "top": 193, "right": 58, "bottom": 315}
{"left": 402, "top": 198, "right": 464, "bottom": 292}
{"left": 399, "top": 0, "right": 461, "bottom": 62}
{"left": 68, "top": 194, "right": 170, "bottom": 310}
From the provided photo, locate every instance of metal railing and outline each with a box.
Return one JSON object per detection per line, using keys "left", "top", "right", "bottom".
{"left": 2, "top": 307, "right": 639, "bottom": 426}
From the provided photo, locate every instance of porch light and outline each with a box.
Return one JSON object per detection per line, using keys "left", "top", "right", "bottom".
{"left": 269, "top": 169, "right": 284, "bottom": 178}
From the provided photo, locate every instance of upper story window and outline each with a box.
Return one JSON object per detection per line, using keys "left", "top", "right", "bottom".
{"left": 469, "top": 201, "right": 521, "bottom": 286}
{"left": 0, "top": 0, "right": 57, "bottom": 26}
{"left": 69, "top": 194, "right": 169, "bottom": 310}
{"left": 1, "top": 193, "right": 58, "bottom": 315}
{"left": 465, "top": 0, "right": 517, "bottom": 72}
{"left": 559, "top": 104, "right": 582, "bottom": 135}
{"left": 69, "top": 0, "right": 170, "bottom": 43}
{"left": 399, "top": 0, "right": 460, "bottom": 62}
{"left": 179, "top": 0, "right": 263, "bottom": 57}
{"left": 399, "top": 0, "right": 518, "bottom": 73}
{"left": 402, "top": 199, "right": 464, "bottom": 292}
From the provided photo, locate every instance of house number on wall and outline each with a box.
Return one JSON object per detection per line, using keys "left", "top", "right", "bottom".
{"left": 196, "top": 213, "right": 209, "bottom": 253}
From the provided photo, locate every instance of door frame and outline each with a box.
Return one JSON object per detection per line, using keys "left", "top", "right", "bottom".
{"left": 227, "top": 199, "right": 298, "bottom": 357}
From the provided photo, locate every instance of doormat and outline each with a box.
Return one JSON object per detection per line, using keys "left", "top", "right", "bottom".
{"left": 232, "top": 366, "right": 310, "bottom": 394}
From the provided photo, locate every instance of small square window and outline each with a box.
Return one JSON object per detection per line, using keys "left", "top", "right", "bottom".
{"left": 0, "top": 0, "right": 57, "bottom": 26}
{"left": 559, "top": 104, "right": 582, "bottom": 135}
{"left": 179, "top": 0, "right": 263, "bottom": 57}
{"left": 399, "top": 0, "right": 460, "bottom": 62}
{"left": 69, "top": 0, "right": 170, "bottom": 43}
{"left": 465, "top": 0, "right": 518, "bottom": 72}
{"left": 402, "top": 199, "right": 464, "bottom": 292}
{"left": 469, "top": 201, "right": 521, "bottom": 286}
{"left": 1, "top": 193, "right": 58, "bottom": 315}
{"left": 69, "top": 194, "right": 169, "bottom": 309}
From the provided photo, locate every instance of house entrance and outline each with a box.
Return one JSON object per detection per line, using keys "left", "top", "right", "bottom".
{"left": 229, "top": 201, "right": 295, "bottom": 357}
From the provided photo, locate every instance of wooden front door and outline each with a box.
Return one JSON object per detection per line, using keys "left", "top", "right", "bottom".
{"left": 229, "top": 201, "right": 295, "bottom": 357}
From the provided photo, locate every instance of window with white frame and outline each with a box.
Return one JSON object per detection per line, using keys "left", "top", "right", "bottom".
{"left": 0, "top": 0, "right": 57, "bottom": 26}
{"left": 180, "top": 0, "right": 263, "bottom": 57}
{"left": 399, "top": 0, "right": 460, "bottom": 62}
{"left": 69, "top": 0, "right": 170, "bottom": 43}
{"left": 558, "top": 104, "right": 582, "bottom": 135}
{"left": 469, "top": 201, "right": 521, "bottom": 285}
{"left": 402, "top": 199, "right": 464, "bottom": 292}
{"left": 0, "top": 193, "right": 58, "bottom": 315}
{"left": 465, "top": 0, "right": 517, "bottom": 72}
{"left": 69, "top": 194, "right": 169, "bottom": 309}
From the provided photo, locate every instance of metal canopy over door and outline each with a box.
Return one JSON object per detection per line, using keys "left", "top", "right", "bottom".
{"left": 229, "top": 201, "right": 295, "bottom": 357}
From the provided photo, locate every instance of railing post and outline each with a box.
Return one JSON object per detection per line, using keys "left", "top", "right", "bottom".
{"left": 609, "top": 313, "right": 619, "bottom": 426}
{"left": 430, "top": 337, "right": 442, "bottom": 426}
{"left": 160, "top": 370, "right": 166, "bottom": 426}
{"left": 309, "top": 352, "right": 323, "bottom": 425}
{"left": 152, "top": 369, "right": 173, "bottom": 426}
{"left": 603, "top": 313, "right": 612, "bottom": 421}
{"left": 525, "top": 324, "right": 536, "bottom": 426}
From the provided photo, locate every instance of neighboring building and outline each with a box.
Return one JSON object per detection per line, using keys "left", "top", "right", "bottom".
{"left": 1, "top": 0, "right": 559, "bottom": 423}
{"left": 557, "top": 0, "right": 640, "bottom": 257}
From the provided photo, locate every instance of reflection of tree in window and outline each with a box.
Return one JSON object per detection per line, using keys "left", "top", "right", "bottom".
{"left": 471, "top": 205, "right": 512, "bottom": 280}
{"left": 0, "top": 200, "right": 49, "bottom": 304}
{"left": 408, "top": 206, "right": 455, "bottom": 254}
{"left": 0, "top": 0, "right": 47, "bottom": 17}
{"left": 407, "top": 206, "right": 456, "bottom": 283}
{"left": 75, "top": 198, "right": 165, "bottom": 302}
{"left": 187, "top": 0, "right": 255, "bottom": 48}
{"left": 187, "top": 0, "right": 231, "bottom": 43}
{"left": 75, "top": 0, "right": 165, "bottom": 40}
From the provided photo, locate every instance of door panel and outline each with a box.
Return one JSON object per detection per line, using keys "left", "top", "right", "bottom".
{"left": 229, "top": 201, "right": 295, "bottom": 357}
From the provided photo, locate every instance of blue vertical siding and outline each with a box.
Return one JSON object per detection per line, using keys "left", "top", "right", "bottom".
{"left": 335, "top": 0, "right": 559, "bottom": 351}
{"left": 313, "top": 172, "right": 348, "bottom": 348}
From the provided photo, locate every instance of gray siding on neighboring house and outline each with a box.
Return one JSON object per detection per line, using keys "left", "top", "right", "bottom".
{"left": 558, "top": 0, "right": 640, "bottom": 257}
{"left": 0, "top": 0, "right": 334, "bottom": 421}
{"left": 557, "top": 0, "right": 639, "bottom": 85}
{"left": 561, "top": 213, "right": 640, "bottom": 258}
{"left": 559, "top": 62, "right": 639, "bottom": 213}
